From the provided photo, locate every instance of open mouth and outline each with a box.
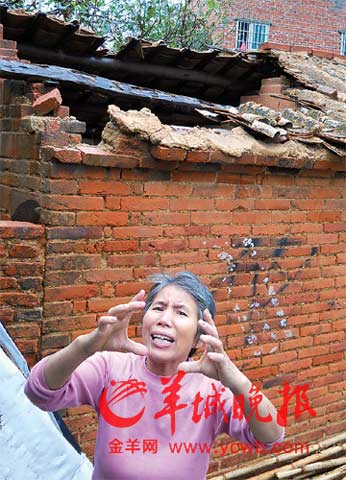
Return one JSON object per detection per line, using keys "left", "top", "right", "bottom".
{"left": 151, "top": 333, "right": 175, "bottom": 347}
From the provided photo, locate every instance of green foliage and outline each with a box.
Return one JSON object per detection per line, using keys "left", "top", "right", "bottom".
{"left": 4, "top": 0, "right": 227, "bottom": 51}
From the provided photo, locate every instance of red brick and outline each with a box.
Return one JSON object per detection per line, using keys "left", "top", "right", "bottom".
{"left": 9, "top": 245, "right": 38, "bottom": 258}
{"left": 77, "top": 212, "right": 128, "bottom": 226}
{"left": 279, "top": 358, "right": 312, "bottom": 373}
{"left": 15, "top": 339, "right": 39, "bottom": 354}
{"left": 78, "top": 145, "right": 138, "bottom": 168}
{"left": 6, "top": 323, "right": 40, "bottom": 338}
{"left": 104, "top": 198, "right": 121, "bottom": 210}
{"left": 41, "top": 333, "right": 70, "bottom": 349}
{"left": 120, "top": 197, "right": 169, "bottom": 211}
{"left": 141, "top": 238, "right": 187, "bottom": 252}
{"left": 0, "top": 292, "right": 39, "bottom": 307}
{"left": 0, "top": 48, "right": 18, "bottom": 59}
{"left": 0, "top": 278, "right": 17, "bottom": 289}
{"left": 143, "top": 182, "right": 192, "bottom": 197}
{"left": 87, "top": 297, "right": 122, "bottom": 313}
{"left": 186, "top": 150, "right": 211, "bottom": 163}
{"left": 312, "top": 352, "right": 343, "bottom": 366}
{"left": 0, "top": 308, "right": 15, "bottom": 322}
{"left": 80, "top": 181, "right": 130, "bottom": 195}
{"left": 49, "top": 147, "right": 82, "bottom": 164}
{"left": 46, "top": 226, "right": 102, "bottom": 240}
{"left": 0, "top": 221, "right": 44, "bottom": 239}
{"left": 171, "top": 171, "right": 216, "bottom": 183}
{"left": 99, "top": 240, "right": 138, "bottom": 252}
{"left": 141, "top": 212, "right": 190, "bottom": 225}
{"left": 46, "top": 254, "right": 102, "bottom": 271}
{"left": 215, "top": 199, "right": 253, "bottom": 210}
{"left": 33, "top": 88, "right": 62, "bottom": 115}
{"left": 255, "top": 199, "right": 290, "bottom": 210}
{"left": 44, "top": 179, "right": 79, "bottom": 195}
{"left": 108, "top": 253, "right": 156, "bottom": 267}
{"left": 45, "top": 284, "right": 99, "bottom": 302}
{"left": 150, "top": 146, "right": 186, "bottom": 161}
{"left": 84, "top": 269, "right": 133, "bottom": 283}
{"left": 160, "top": 251, "right": 206, "bottom": 266}
{"left": 191, "top": 211, "right": 233, "bottom": 224}
{"left": 112, "top": 226, "right": 163, "bottom": 238}
{"left": 170, "top": 198, "right": 215, "bottom": 211}
{"left": 44, "top": 195, "right": 104, "bottom": 211}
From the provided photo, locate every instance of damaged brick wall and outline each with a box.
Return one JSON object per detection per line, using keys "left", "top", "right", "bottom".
{"left": 0, "top": 221, "right": 44, "bottom": 368}
{"left": 0, "top": 77, "right": 345, "bottom": 476}
{"left": 224, "top": 0, "right": 346, "bottom": 54}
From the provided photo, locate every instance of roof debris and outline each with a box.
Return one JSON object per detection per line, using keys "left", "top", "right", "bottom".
{"left": 1, "top": 7, "right": 346, "bottom": 162}
{"left": 102, "top": 105, "right": 344, "bottom": 164}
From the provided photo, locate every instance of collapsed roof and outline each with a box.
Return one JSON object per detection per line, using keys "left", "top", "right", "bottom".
{"left": 0, "top": 7, "right": 345, "bottom": 161}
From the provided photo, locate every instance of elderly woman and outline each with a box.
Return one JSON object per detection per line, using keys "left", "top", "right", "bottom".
{"left": 25, "top": 272, "right": 284, "bottom": 480}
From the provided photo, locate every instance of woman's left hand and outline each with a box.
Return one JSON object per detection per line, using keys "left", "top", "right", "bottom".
{"left": 177, "top": 309, "right": 241, "bottom": 387}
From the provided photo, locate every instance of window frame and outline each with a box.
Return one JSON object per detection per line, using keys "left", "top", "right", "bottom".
{"left": 235, "top": 18, "right": 271, "bottom": 51}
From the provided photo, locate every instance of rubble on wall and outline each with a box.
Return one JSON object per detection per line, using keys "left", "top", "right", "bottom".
{"left": 101, "top": 105, "right": 340, "bottom": 165}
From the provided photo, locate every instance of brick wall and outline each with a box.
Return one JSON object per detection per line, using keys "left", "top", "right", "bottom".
{"left": 223, "top": 0, "right": 346, "bottom": 54}
{"left": 0, "top": 221, "right": 45, "bottom": 368}
{"left": 0, "top": 47, "right": 345, "bottom": 477}
{"left": 38, "top": 147, "right": 346, "bottom": 474}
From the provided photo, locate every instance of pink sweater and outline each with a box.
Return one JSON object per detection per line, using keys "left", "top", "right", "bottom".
{"left": 25, "top": 352, "right": 281, "bottom": 480}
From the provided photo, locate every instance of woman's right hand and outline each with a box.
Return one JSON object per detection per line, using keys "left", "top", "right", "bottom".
{"left": 79, "top": 290, "right": 148, "bottom": 357}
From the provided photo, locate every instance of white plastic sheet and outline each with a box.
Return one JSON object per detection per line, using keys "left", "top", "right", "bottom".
{"left": 0, "top": 347, "right": 93, "bottom": 480}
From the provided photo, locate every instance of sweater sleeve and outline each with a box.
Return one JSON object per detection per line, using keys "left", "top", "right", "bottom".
{"left": 24, "top": 351, "right": 111, "bottom": 413}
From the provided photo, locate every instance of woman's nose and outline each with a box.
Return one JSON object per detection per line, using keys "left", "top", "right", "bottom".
{"left": 158, "top": 308, "right": 173, "bottom": 326}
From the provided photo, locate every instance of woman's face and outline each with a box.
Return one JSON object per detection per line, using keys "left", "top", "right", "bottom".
{"left": 142, "top": 284, "right": 199, "bottom": 376}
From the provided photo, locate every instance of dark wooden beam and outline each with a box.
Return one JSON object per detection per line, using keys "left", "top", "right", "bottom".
{"left": 17, "top": 43, "right": 233, "bottom": 91}
{"left": 0, "top": 57, "right": 234, "bottom": 114}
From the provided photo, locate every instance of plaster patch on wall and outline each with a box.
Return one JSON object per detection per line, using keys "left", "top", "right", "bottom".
{"left": 268, "top": 285, "right": 276, "bottom": 296}
{"left": 245, "top": 334, "right": 257, "bottom": 345}
{"left": 280, "top": 318, "right": 288, "bottom": 328}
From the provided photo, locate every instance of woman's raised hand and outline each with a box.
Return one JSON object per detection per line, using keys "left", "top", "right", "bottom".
{"left": 80, "top": 290, "right": 148, "bottom": 357}
{"left": 177, "top": 309, "right": 239, "bottom": 386}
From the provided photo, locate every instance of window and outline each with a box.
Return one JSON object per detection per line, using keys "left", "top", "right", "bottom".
{"left": 341, "top": 32, "right": 346, "bottom": 55}
{"left": 236, "top": 20, "right": 270, "bottom": 51}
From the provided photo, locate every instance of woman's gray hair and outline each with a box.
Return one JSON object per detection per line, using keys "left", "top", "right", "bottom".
{"left": 144, "top": 271, "right": 216, "bottom": 357}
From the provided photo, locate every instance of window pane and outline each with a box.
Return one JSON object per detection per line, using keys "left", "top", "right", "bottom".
{"left": 236, "top": 20, "right": 249, "bottom": 49}
{"left": 341, "top": 33, "right": 346, "bottom": 55}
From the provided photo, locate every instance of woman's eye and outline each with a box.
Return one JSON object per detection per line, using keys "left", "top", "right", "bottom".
{"left": 153, "top": 306, "right": 163, "bottom": 311}
{"left": 178, "top": 311, "right": 187, "bottom": 316}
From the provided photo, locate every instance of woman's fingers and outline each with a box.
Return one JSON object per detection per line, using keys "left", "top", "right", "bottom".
{"left": 131, "top": 289, "right": 146, "bottom": 302}
{"left": 202, "top": 309, "right": 219, "bottom": 337}
{"left": 177, "top": 360, "right": 201, "bottom": 374}
{"left": 127, "top": 339, "right": 148, "bottom": 356}
{"left": 98, "top": 315, "right": 118, "bottom": 325}
{"left": 107, "top": 300, "right": 146, "bottom": 317}
{"left": 199, "top": 319, "right": 218, "bottom": 338}
{"left": 199, "top": 334, "right": 224, "bottom": 353}
{"left": 206, "top": 352, "right": 226, "bottom": 363}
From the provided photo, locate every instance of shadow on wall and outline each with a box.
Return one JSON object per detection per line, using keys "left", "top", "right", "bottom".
{"left": 12, "top": 199, "right": 40, "bottom": 224}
